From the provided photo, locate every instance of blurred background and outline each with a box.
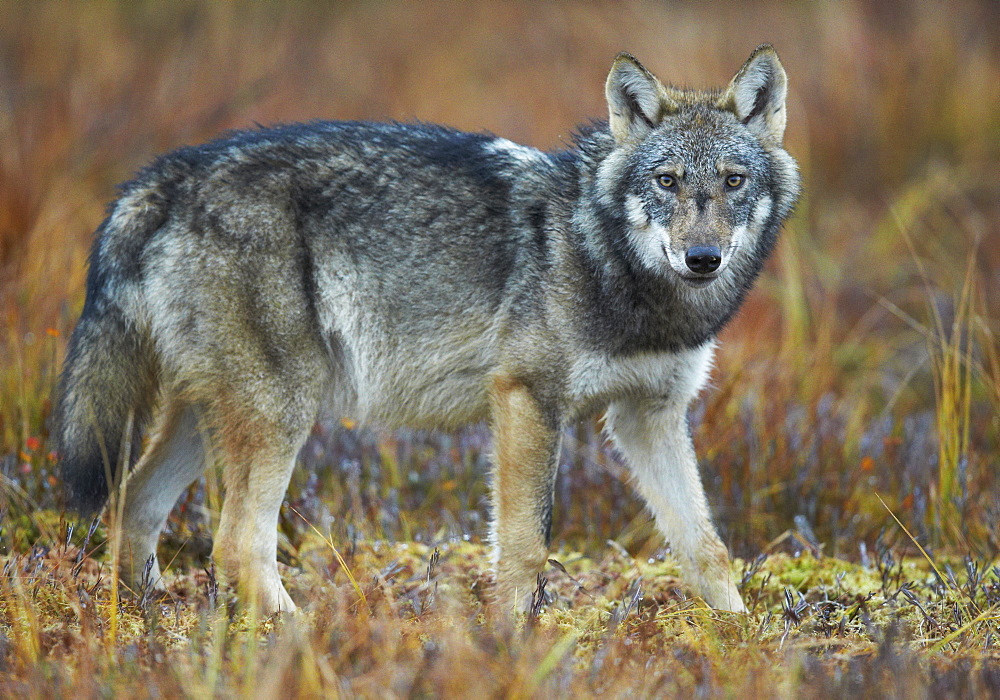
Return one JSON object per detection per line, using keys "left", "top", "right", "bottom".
{"left": 1, "top": 0, "right": 997, "bottom": 565}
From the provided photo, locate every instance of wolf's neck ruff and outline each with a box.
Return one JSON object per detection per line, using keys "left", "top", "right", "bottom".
{"left": 56, "top": 46, "right": 799, "bottom": 616}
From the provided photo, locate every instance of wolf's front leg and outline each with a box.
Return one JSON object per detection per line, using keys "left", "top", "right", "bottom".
{"left": 488, "top": 377, "right": 562, "bottom": 614}
{"left": 605, "top": 397, "right": 746, "bottom": 613}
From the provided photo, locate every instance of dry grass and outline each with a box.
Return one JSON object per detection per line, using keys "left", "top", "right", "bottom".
{"left": 1, "top": 0, "right": 999, "bottom": 696}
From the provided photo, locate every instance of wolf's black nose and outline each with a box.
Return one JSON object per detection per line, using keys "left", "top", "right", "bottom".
{"left": 685, "top": 246, "right": 722, "bottom": 274}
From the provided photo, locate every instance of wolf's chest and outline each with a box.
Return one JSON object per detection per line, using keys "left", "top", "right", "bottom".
{"left": 566, "top": 342, "right": 715, "bottom": 416}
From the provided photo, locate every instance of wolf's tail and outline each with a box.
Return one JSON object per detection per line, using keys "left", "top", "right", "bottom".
{"left": 56, "top": 201, "right": 164, "bottom": 514}
{"left": 56, "top": 282, "right": 158, "bottom": 514}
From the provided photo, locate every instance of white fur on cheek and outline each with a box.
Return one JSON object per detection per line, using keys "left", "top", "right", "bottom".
{"left": 624, "top": 194, "right": 671, "bottom": 272}
{"left": 726, "top": 225, "right": 747, "bottom": 267}
{"left": 729, "top": 195, "right": 771, "bottom": 263}
{"left": 752, "top": 196, "right": 772, "bottom": 228}
{"left": 625, "top": 193, "right": 649, "bottom": 228}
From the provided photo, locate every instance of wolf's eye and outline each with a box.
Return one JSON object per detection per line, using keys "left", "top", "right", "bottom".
{"left": 725, "top": 174, "right": 745, "bottom": 189}
{"left": 656, "top": 174, "right": 677, "bottom": 190}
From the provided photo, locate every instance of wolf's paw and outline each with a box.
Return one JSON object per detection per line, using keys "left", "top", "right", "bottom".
{"left": 260, "top": 579, "right": 297, "bottom": 615}
{"left": 241, "top": 567, "right": 297, "bottom": 615}
{"left": 694, "top": 574, "right": 747, "bottom": 613}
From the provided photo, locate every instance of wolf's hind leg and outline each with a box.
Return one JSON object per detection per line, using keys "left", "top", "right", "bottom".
{"left": 119, "top": 400, "right": 208, "bottom": 593}
{"left": 209, "top": 390, "right": 321, "bottom": 614}
{"left": 488, "top": 377, "right": 562, "bottom": 614}
{"left": 605, "top": 397, "right": 746, "bottom": 613}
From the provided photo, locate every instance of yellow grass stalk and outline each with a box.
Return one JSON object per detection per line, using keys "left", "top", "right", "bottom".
{"left": 289, "top": 505, "right": 370, "bottom": 613}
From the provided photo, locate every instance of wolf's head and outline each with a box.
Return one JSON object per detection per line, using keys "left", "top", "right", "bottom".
{"left": 598, "top": 45, "right": 800, "bottom": 288}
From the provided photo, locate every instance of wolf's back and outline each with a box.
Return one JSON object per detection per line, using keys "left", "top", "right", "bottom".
{"left": 56, "top": 186, "right": 166, "bottom": 514}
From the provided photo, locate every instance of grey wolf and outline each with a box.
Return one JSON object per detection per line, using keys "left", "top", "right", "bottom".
{"left": 56, "top": 45, "right": 800, "bottom": 614}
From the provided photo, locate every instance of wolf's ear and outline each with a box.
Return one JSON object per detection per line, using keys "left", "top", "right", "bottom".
{"left": 606, "top": 53, "right": 671, "bottom": 144}
{"left": 726, "top": 45, "right": 788, "bottom": 145}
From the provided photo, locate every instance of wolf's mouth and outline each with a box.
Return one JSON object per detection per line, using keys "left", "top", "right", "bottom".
{"left": 678, "top": 274, "right": 717, "bottom": 288}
